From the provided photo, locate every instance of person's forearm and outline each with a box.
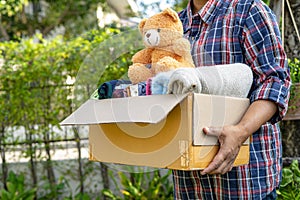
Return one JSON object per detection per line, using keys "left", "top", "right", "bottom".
{"left": 237, "top": 100, "right": 277, "bottom": 142}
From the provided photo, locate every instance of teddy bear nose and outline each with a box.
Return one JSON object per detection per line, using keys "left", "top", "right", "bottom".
{"left": 146, "top": 33, "right": 151, "bottom": 38}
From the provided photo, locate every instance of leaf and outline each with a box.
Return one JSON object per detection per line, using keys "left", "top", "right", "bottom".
{"left": 281, "top": 168, "right": 294, "bottom": 187}
{"left": 75, "top": 193, "right": 91, "bottom": 200}
{"left": 1, "top": 189, "right": 12, "bottom": 200}
{"left": 295, "top": 191, "right": 300, "bottom": 200}
{"left": 18, "top": 190, "right": 36, "bottom": 200}
{"left": 102, "top": 189, "right": 117, "bottom": 199}
{"left": 6, "top": 182, "right": 16, "bottom": 195}
{"left": 121, "top": 190, "right": 131, "bottom": 197}
{"left": 291, "top": 160, "right": 300, "bottom": 178}
{"left": 294, "top": 176, "right": 300, "bottom": 184}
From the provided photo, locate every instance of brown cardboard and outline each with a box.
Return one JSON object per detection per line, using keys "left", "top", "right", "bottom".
{"left": 61, "top": 93, "right": 250, "bottom": 170}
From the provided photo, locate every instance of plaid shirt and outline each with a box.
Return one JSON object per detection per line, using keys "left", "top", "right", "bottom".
{"left": 172, "top": 0, "right": 291, "bottom": 199}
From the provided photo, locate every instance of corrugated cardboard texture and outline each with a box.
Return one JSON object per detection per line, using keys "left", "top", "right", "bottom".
{"left": 60, "top": 94, "right": 187, "bottom": 125}
{"left": 89, "top": 95, "right": 192, "bottom": 168}
{"left": 85, "top": 94, "right": 250, "bottom": 170}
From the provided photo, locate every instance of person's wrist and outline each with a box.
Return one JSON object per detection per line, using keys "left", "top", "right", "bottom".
{"left": 236, "top": 123, "right": 251, "bottom": 145}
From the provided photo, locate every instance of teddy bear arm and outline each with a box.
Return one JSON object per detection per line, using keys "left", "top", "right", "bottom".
{"left": 172, "top": 38, "right": 195, "bottom": 67}
{"left": 132, "top": 48, "right": 153, "bottom": 64}
{"left": 172, "top": 38, "right": 192, "bottom": 56}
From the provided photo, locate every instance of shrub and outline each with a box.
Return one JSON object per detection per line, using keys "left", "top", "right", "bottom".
{"left": 102, "top": 170, "right": 174, "bottom": 200}
{"left": 0, "top": 27, "right": 141, "bottom": 199}
{"left": 277, "top": 160, "right": 300, "bottom": 199}
{"left": 0, "top": 171, "right": 36, "bottom": 200}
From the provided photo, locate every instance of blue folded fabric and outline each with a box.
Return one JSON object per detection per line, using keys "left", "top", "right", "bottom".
{"left": 98, "top": 80, "right": 131, "bottom": 99}
{"left": 138, "top": 82, "right": 146, "bottom": 96}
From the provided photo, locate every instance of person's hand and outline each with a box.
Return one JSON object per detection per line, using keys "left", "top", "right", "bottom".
{"left": 201, "top": 125, "right": 249, "bottom": 175}
{"left": 167, "top": 68, "right": 202, "bottom": 94}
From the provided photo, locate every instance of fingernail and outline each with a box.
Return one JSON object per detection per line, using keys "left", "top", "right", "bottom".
{"left": 203, "top": 127, "right": 209, "bottom": 134}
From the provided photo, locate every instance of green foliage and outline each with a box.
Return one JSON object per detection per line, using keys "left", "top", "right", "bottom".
{"left": 0, "top": 0, "right": 28, "bottom": 17}
{"left": 73, "top": 27, "right": 142, "bottom": 106}
{"left": 262, "top": 0, "right": 270, "bottom": 5}
{"left": 102, "top": 170, "right": 174, "bottom": 200}
{"left": 173, "top": 0, "right": 189, "bottom": 12}
{"left": 277, "top": 160, "right": 300, "bottom": 199}
{"left": 288, "top": 58, "right": 300, "bottom": 109}
{"left": 0, "top": 27, "right": 122, "bottom": 127}
{"left": 63, "top": 192, "right": 100, "bottom": 200}
{"left": 0, "top": 26, "right": 138, "bottom": 198}
{"left": 289, "top": 58, "right": 300, "bottom": 84}
{"left": 0, "top": 0, "right": 110, "bottom": 41}
{"left": 0, "top": 171, "right": 36, "bottom": 200}
{"left": 0, "top": 171, "right": 99, "bottom": 200}
{"left": 38, "top": 176, "right": 67, "bottom": 200}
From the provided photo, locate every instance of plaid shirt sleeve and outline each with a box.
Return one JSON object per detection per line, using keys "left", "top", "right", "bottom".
{"left": 242, "top": 3, "right": 291, "bottom": 123}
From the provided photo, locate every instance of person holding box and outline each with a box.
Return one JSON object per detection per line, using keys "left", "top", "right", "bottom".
{"left": 170, "top": 0, "right": 291, "bottom": 199}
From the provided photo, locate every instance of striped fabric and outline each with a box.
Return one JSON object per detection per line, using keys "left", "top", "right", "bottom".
{"left": 172, "top": 0, "right": 291, "bottom": 199}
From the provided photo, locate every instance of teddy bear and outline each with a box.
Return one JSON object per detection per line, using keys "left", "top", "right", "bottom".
{"left": 127, "top": 8, "right": 195, "bottom": 84}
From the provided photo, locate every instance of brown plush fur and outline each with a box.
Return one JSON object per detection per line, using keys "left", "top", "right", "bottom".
{"left": 128, "top": 8, "right": 195, "bottom": 84}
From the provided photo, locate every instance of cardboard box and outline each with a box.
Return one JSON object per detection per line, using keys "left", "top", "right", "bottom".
{"left": 60, "top": 93, "right": 250, "bottom": 170}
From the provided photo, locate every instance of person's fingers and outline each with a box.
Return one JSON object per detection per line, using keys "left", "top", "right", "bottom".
{"left": 214, "top": 156, "right": 235, "bottom": 174}
{"left": 201, "top": 127, "right": 238, "bottom": 175}
{"left": 201, "top": 151, "right": 235, "bottom": 175}
{"left": 220, "top": 159, "right": 234, "bottom": 174}
{"left": 201, "top": 153, "right": 225, "bottom": 175}
{"left": 203, "top": 127, "right": 223, "bottom": 137}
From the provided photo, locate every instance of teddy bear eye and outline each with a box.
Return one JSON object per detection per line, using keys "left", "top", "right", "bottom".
{"left": 157, "top": 28, "right": 161, "bottom": 32}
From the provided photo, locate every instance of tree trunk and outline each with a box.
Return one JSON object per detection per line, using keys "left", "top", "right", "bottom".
{"left": 43, "top": 81, "right": 57, "bottom": 197}
{"left": 43, "top": 128, "right": 57, "bottom": 198}
{"left": 283, "top": 0, "right": 300, "bottom": 59}
{"left": 0, "top": 124, "right": 8, "bottom": 190}
{"left": 281, "top": 120, "right": 300, "bottom": 166}
{"left": 100, "top": 163, "right": 110, "bottom": 200}
{"left": 73, "top": 127, "right": 84, "bottom": 194}
{"left": 270, "top": 0, "right": 283, "bottom": 24}
{"left": 26, "top": 126, "right": 38, "bottom": 199}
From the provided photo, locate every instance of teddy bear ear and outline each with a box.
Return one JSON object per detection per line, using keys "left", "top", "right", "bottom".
{"left": 162, "top": 8, "right": 179, "bottom": 22}
{"left": 138, "top": 19, "right": 147, "bottom": 33}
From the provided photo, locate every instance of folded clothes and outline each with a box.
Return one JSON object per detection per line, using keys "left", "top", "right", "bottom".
{"left": 166, "top": 63, "right": 253, "bottom": 98}
{"left": 151, "top": 70, "right": 175, "bottom": 95}
{"left": 138, "top": 82, "right": 146, "bottom": 96}
{"left": 126, "top": 82, "right": 147, "bottom": 96}
{"left": 98, "top": 79, "right": 131, "bottom": 99}
{"left": 146, "top": 78, "right": 152, "bottom": 95}
{"left": 94, "top": 79, "right": 154, "bottom": 100}
{"left": 112, "top": 83, "right": 131, "bottom": 98}
{"left": 112, "top": 88, "right": 129, "bottom": 98}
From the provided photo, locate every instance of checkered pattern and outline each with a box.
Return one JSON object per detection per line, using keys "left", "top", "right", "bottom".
{"left": 172, "top": 0, "right": 291, "bottom": 199}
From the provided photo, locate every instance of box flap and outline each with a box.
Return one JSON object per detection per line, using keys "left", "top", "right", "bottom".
{"left": 60, "top": 94, "right": 188, "bottom": 125}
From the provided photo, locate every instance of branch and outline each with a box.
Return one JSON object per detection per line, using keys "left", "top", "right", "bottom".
{"left": 42, "top": 6, "right": 71, "bottom": 36}
{"left": 0, "top": 16, "right": 10, "bottom": 41}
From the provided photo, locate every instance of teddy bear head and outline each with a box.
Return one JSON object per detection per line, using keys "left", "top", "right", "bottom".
{"left": 138, "top": 8, "right": 183, "bottom": 48}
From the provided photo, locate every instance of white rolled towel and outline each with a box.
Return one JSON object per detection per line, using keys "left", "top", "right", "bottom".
{"left": 167, "top": 63, "right": 253, "bottom": 98}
